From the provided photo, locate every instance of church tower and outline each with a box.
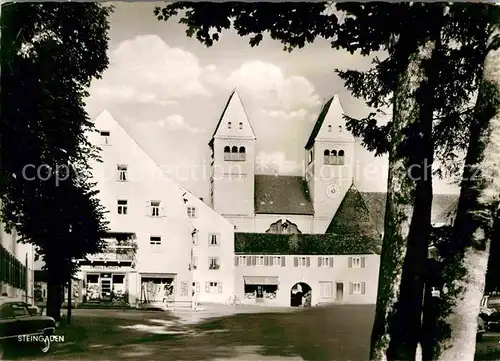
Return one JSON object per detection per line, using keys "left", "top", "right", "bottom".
{"left": 209, "top": 90, "right": 256, "bottom": 228}
{"left": 304, "top": 95, "right": 355, "bottom": 233}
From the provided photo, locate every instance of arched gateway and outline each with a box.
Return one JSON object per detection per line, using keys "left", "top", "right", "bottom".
{"left": 290, "top": 282, "right": 312, "bottom": 307}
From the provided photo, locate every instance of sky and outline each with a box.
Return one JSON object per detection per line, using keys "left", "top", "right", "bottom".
{"left": 85, "top": 2, "right": 460, "bottom": 199}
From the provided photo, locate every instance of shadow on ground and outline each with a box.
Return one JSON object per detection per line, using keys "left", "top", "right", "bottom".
{"left": 5, "top": 305, "right": 376, "bottom": 361}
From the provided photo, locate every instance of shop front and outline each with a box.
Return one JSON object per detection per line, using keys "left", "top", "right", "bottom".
{"left": 243, "top": 276, "right": 279, "bottom": 304}
{"left": 139, "top": 273, "right": 176, "bottom": 306}
{"left": 84, "top": 270, "right": 129, "bottom": 304}
{"left": 78, "top": 232, "right": 136, "bottom": 305}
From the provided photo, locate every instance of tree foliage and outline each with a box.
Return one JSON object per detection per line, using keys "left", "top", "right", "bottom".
{"left": 1, "top": 2, "right": 112, "bottom": 318}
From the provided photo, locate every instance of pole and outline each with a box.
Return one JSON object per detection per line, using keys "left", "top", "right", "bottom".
{"left": 25, "top": 253, "right": 28, "bottom": 304}
{"left": 67, "top": 278, "right": 72, "bottom": 324}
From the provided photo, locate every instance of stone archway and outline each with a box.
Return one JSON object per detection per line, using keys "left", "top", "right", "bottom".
{"left": 290, "top": 282, "right": 312, "bottom": 307}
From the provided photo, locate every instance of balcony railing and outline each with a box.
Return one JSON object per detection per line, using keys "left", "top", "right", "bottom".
{"left": 224, "top": 153, "right": 246, "bottom": 161}
{"left": 81, "top": 246, "right": 135, "bottom": 262}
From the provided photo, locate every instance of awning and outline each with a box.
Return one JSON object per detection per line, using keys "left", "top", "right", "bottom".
{"left": 243, "top": 276, "right": 280, "bottom": 286}
{"left": 140, "top": 273, "right": 176, "bottom": 279}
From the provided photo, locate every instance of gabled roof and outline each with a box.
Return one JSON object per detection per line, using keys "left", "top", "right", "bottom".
{"left": 349, "top": 192, "right": 460, "bottom": 235}
{"left": 209, "top": 89, "right": 256, "bottom": 147}
{"left": 254, "top": 175, "right": 314, "bottom": 216}
{"left": 93, "top": 110, "right": 234, "bottom": 229}
{"left": 305, "top": 97, "right": 334, "bottom": 150}
{"left": 211, "top": 90, "right": 236, "bottom": 139}
{"left": 326, "top": 186, "right": 381, "bottom": 239}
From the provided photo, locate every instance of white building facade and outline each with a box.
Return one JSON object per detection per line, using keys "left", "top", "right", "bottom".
{"left": 0, "top": 215, "right": 35, "bottom": 303}
{"left": 80, "top": 111, "right": 235, "bottom": 307}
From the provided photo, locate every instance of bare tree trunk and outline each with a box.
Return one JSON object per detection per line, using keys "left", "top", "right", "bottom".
{"left": 370, "top": 40, "right": 435, "bottom": 361}
{"left": 388, "top": 17, "right": 443, "bottom": 359}
{"left": 436, "top": 23, "right": 500, "bottom": 361}
{"left": 46, "top": 269, "right": 63, "bottom": 322}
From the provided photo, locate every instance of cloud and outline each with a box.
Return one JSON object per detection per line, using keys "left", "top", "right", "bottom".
{"left": 89, "top": 35, "right": 211, "bottom": 105}
{"left": 226, "top": 61, "right": 322, "bottom": 121}
{"left": 256, "top": 151, "right": 302, "bottom": 175}
{"left": 158, "top": 114, "right": 203, "bottom": 133}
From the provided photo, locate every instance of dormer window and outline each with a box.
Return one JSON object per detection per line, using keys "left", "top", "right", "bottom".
{"left": 239, "top": 122, "right": 243, "bottom": 129}
{"left": 228, "top": 122, "right": 232, "bottom": 129}
{"left": 327, "top": 125, "right": 332, "bottom": 132}
{"left": 100, "top": 131, "right": 110, "bottom": 145}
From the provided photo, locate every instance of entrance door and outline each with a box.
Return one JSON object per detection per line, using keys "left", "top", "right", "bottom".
{"left": 101, "top": 273, "right": 112, "bottom": 301}
{"left": 336, "top": 282, "right": 344, "bottom": 301}
{"left": 256, "top": 286, "right": 264, "bottom": 298}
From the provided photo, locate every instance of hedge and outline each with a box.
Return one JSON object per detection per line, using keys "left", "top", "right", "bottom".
{"left": 234, "top": 232, "right": 381, "bottom": 255}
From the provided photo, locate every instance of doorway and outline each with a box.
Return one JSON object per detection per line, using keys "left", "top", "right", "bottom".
{"left": 290, "top": 282, "right": 312, "bottom": 307}
{"left": 336, "top": 282, "right": 344, "bottom": 301}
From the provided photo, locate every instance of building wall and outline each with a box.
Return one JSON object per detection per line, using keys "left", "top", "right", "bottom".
{"left": 234, "top": 254, "right": 380, "bottom": 306}
{"left": 311, "top": 140, "right": 355, "bottom": 222}
{"left": 188, "top": 193, "right": 235, "bottom": 304}
{"left": 212, "top": 137, "right": 256, "bottom": 217}
{"left": 90, "top": 111, "right": 235, "bottom": 305}
{"left": 0, "top": 220, "right": 35, "bottom": 304}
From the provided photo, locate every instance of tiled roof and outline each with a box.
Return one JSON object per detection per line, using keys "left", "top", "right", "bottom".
{"left": 326, "top": 186, "right": 381, "bottom": 239}
{"left": 234, "top": 232, "right": 381, "bottom": 255}
{"left": 305, "top": 97, "right": 334, "bottom": 150}
{"left": 356, "top": 191, "right": 459, "bottom": 235}
{"left": 254, "top": 175, "right": 314, "bottom": 215}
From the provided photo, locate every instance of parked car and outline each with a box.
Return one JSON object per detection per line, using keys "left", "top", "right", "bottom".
{"left": 477, "top": 315, "right": 486, "bottom": 341}
{"left": 0, "top": 298, "right": 56, "bottom": 355}
{"left": 480, "top": 295, "right": 500, "bottom": 331}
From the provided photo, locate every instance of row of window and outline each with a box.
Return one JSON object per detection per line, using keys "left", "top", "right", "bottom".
{"left": 149, "top": 233, "right": 221, "bottom": 246}
{"left": 324, "top": 150, "right": 345, "bottom": 165}
{"left": 235, "top": 255, "right": 366, "bottom": 268}
{"left": 227, "top": 121, "right": 244, "bottom": 130}
{"left": 190, "top": 256, "right": 221, "bottom": 270}
{"left": 319, "top": 281, "right": 366, "bottom": 298}
{"left": 116, "top": 199, "right": 197, "bottom": 219}
{"left": 192, "top": 232, "right": 220, "bottom": 246}
{"left": 327, "top": 125, "right": 343, "bottom": 133}
{"left": 223, "top": 146, "right": 246, "bottom": 161}
{"left": 0, "top": 245, "right": 27, "bottom": 290}
{"left": 183, "top": 281, "right": 224, "bottom": 294}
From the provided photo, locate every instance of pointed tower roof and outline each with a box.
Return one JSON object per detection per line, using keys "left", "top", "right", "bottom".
{"left": 326, "top": 184, "right": 381, "bottom": 239}
{"left": 209, "top": 89, "right": 256, "bottom": 147}
{"left": 305, "top": 94, "right": 354, "bottom": 150}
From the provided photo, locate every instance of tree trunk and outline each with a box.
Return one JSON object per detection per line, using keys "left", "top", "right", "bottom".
{"left": 370, "top": 40, "right": 435, "bottom": 361}
{"left": 46, "top": 270, "right": 63, "bottom": 322}
{"left": 436, "top": 22, "right": 500, "bottom": 361}
{"left": 388, "top": 15, "right": 444, "bottom": 359}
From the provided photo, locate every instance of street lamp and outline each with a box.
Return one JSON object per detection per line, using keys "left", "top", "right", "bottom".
{"left": 67, "top": 225, "right": 72, "bottom": 324}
